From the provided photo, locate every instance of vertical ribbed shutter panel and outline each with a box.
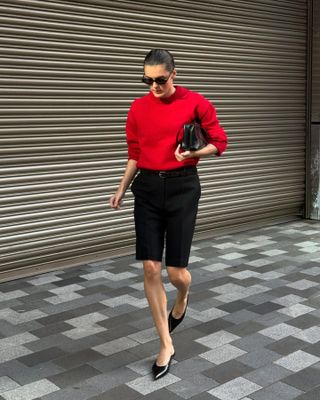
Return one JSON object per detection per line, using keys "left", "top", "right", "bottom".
{"left": 0, "top": 0, "right": 307, "bottom": 277}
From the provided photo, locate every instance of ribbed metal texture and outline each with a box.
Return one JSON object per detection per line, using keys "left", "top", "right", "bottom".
{"left": 0, "top": 0, "right": 307, "bottom": 275}
{"left": 313, "top": 0, "right": 320, "bottom": 122}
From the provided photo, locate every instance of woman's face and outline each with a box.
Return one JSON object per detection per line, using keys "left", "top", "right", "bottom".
{"left": 143, "top": 64, "right": 176, "bottom": 99}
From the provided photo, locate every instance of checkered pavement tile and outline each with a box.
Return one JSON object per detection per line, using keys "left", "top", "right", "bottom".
{"left": 0, "top": 220, "right": 319, "bottom": 400}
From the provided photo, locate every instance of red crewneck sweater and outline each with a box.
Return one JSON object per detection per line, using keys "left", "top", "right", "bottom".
{"left": 126, "top": 85, "right": 227, "bottom": 170}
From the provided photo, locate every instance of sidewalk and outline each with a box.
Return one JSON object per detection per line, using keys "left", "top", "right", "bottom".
{"left": 0, "top": 219, "right": 319, "bottom": 400}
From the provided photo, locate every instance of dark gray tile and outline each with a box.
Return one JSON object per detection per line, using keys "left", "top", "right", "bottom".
{"left": 19, "top": 347, "right": 67, "bottom": 367}
{"left": 88, "top": 385, "right": 141, "bottom": 400}
{"left": 202, "top": 359, "right": 254, "bottom": 383}
{"left": 54, "top": 349, "right": 105, "bottom": 369}
{"left": 292, "top": 386, "right": 320, "bottom": 400}
{"left": 282, "top": 367, "right": 320, "bottom": 391}
{"left": 266, "top": 336, "right": 309, "bottom": 355}
{"left": 248, "top": 302, "right": 284, "bottom": 315}
{"left": 218, "top": 300, "right": 253, "bottom": 313}
{"left": 31, "top": 322, "right": 72, "bottom": 338}
{"left": 286, "top": 314, "right": 320, "bottom": 329}
{"left": 50, "top": 364, "right": 101, "bottom": 388}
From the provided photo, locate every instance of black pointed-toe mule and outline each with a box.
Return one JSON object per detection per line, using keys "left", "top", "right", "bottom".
{"left": 168, "top": 295, "right": 189, "bottom": 333}
{"left": 152, "top": 353, "right": 175, "bottom": 380}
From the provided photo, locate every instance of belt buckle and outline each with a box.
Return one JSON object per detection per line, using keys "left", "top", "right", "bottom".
{"left": 159, "top": 171, "right": 167, "bottom": 178}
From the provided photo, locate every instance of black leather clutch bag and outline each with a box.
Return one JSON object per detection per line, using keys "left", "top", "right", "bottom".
{"left": 177, "top": 122, "right": 208, "bottom": 151}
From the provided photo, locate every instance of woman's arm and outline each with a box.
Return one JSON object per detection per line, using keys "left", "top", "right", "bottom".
{"left": 174, "top": 143, "right": 218, "bottom": 162}
{"left": 110, "top": 159, "right": 138, "bottom": 209}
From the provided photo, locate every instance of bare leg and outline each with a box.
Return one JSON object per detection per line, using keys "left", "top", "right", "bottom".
{"left": 167, "top": 266, "right": 191, "bottom": 318}
{"left": 143, "top": 260, "right": 175, "bottom": 365}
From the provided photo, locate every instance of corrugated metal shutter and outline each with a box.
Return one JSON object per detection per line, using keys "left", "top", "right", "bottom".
{"left": 0, "top": 0, "right": 307, "bottom": 278}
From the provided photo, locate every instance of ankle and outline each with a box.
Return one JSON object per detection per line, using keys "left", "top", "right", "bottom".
{"left": 160, "top": 338, "right": 173, "bottom": 348}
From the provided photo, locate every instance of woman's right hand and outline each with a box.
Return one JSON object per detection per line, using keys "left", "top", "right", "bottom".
{"left": 109, "top": 189, "right": 124, "bottom": 210}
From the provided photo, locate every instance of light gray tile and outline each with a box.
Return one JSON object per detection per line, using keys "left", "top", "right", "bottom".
{"left": 128, "top": 327, "right": 158, "bottom": 344}
{"left": 245, "top": 259, "right": 274, "bottom": 268}
{"left": 202, "top": 263, "right": 230, "bottom": 272}
{"left": 188, "top": 307, "right": 228, "bottom": 322}
{"left": 230, "top": 271, "right": 261, "bottom": 280}
{"left": 259, "top": 323, "right": 301, "bottom": 340}
{"left": 208, "top": 377, "right": 262, "bottom": 400}
{"left": 1, "top": 379, "right": 59, "bottom": 400}
{"left": 45, "top": 292, "right": 83, "bottom": 305}
{"left": 0, "top": 345, "right": 33, "bottom": 363}
{"left": 218, "top": 252, "right": 246, "bottom": 260}
{"left": 101, "top": 295, "right": 148, "bottom": 309}
{"left": 302, "top": 267, "right": 320, "bottom": 276}
{"left": 126, "top": 373, "right": 180, "bottom": 395}
{"left": 259, "top": 249, "right": 287, "bottom": 257}
{"left": 0, "top": 333, "right": 38, "bottom": 350}
{"left": 292, "top": 326, "right": 320, "bottom": 343}
{"left": 0, "top": 290, "right": 28, "bottom": 301}
{"left": 0, "top": 376, "right": 20, "bottom": 393}
{"left": 286, "top": 280, "right": 319, "bottom": 290}
{"left": 274, "top": 350, "right": 320, "bottom": 372}
{"left": 200, "top": 344, "right": 247, "bottom": 365}
{"left": 28, "top": 275, "right": 62, "bottom": 286}
{"left": 93, "top": 337, "right": 139, "bottom": 356}
{"left": 0, "top": 309, "right": 46, "bottom": 325}
{"left": 277, "top": 304, "right": 315, "bottom": 318}
{"left": 271, "top": 295, "right": 307, "bottom": 307}
{"left": 195, "top": 330, "right": 240, "bottom": 349}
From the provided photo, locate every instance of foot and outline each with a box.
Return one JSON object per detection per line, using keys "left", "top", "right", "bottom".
{"left": 152, "top": 345, "right": 175, "bottom": 380}
{"left": 156, "top": 344, "right": 175, "bottom": 366}
{"left": 168, "top": 294, "right": 189, "bottom": 333}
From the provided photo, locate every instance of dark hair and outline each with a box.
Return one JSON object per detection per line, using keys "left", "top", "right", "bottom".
{"left": 144, "top": 49, "right": 175, "bottom": 72}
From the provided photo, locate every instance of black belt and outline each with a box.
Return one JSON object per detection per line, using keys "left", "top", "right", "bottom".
{"left": 139, "top": 166, "right": 197, "bottom": 178}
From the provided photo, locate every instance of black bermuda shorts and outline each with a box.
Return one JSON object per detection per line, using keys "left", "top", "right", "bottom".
{"left": 130, "top": 166, "right": 201, "bottom": 267}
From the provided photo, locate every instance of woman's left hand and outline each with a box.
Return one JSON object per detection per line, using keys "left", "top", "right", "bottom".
{"left": 175, "top": 144, "right": 197, "bottom": 162}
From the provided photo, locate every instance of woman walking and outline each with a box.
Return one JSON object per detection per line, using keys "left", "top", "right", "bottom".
{"left": 110, "top": 49, "right": 227, "bottom": 380}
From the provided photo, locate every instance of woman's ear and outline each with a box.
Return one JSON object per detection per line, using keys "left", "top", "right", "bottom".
{"left": 172, "top": 69, "right": 177, "bottom": 79}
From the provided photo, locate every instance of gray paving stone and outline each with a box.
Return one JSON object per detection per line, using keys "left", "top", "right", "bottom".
{"left": 250, "top": 381, "right": 303, "bottom": 400}
{"left": 88, "top": 384, "right": 141, "bottom": 400}
{"left": 208, "top": 377, "right": 262, "bottom": 400}
{"left": 238, "top": 348, "right": 281, "bottom": 369}
{"left": 1, "top": 379, "right": 59, "bottom": 400}
{"left": 265, "top": 336, "right": 308, "bottom": 356}
{"left": 170, "top": 356, "right": 214, "bottom": 379}
{"left": 293, "top": 386, "right": 320, "bottom": 400}
{"left": 126, "top": 373, "right": 181, "bottom": 395}
{"left": 195, "top": 330, "right": 239, "bottom": 349}
{"left": 292, "top": 326, "right": 320, "bottom": 343}
{"left": 259, "top": 323, "right": 302, "bottom": 340}
{"left": 49, "top": 365, "right": 101, "bottom": 388}
{"left": 0, "top": 220, "right": 319, "bottom": 400}
{"left": 0, "top": 376, "right": 20, "bottom": 393}
{"left": 168, "top": 373, "right": 217, "bottom": 399}
{"left": 282, "top": 366, "right": 320, "bottom": 391}
{"left": 232, "top": 333, "right": 274, "bottom": 352}
{"left": 202, "top": 359, "right": 254, "bottom": 383}
{"left": 200, "top": 344, "right": 247, "bottom": 365}
{"left": 274, "top": 350, "right": 320, "bottom": 372}
{"left": 92, "top": 337, "right": 139, "bottom": 356}
{"left": 243, "top": 363, "right": 292, "bottom": 386}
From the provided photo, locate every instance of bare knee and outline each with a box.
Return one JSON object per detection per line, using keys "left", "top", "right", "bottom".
{"left": 143, "top": 260, "right": 162, "bottom": 282}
